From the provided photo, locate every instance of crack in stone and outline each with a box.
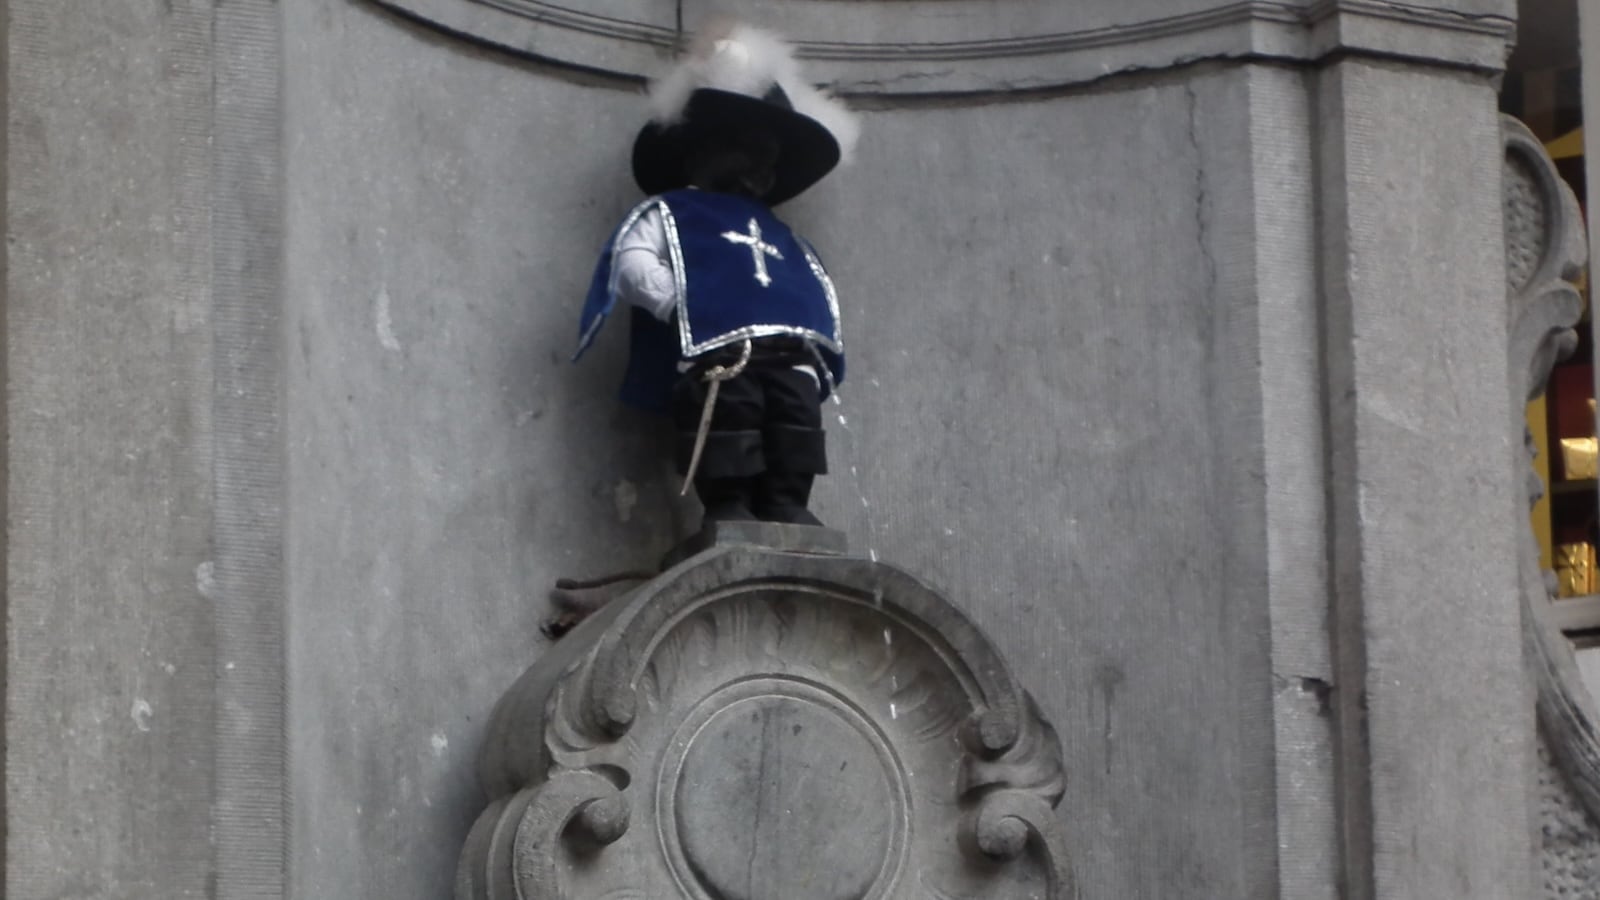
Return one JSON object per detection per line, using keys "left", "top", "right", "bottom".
{"left": 1184, "top": 82, "right": 1218, "bottom": 307}
{"left": 832, "top": 69, "right": 960, "bottom": 93}
{"left": 747, "top": 706, "right": 771, "bottom": 896}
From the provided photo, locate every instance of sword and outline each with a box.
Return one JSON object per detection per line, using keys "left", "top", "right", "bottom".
{"left": 681, "top": 339, "right": 754, "bottom": 495}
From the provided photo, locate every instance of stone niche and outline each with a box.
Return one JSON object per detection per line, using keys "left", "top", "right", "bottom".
{"left": 456, "top": 532, "right": 1073, "bottom": 899}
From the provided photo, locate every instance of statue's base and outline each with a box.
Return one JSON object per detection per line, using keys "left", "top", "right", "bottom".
{"left": 474, "top": 541, "right": 1074, "bottom": 900}
{"left": 660, "top": 520, "right": 849, "bottom": 571}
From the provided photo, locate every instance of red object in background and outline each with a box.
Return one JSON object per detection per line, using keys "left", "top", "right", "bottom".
{"left": 1549, "top": 364, "right": 1595, "bottom": 438}
{"left": 1556, "top": 524, "right": 1593, "bottom": 546}
{"left": 1549, "top": 364, "right": 1596, "bottom": 481}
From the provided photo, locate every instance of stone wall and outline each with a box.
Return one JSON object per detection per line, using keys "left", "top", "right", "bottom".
{"left": 4, "top": 1, "right": 1536, "bottom": 898}
{"left": 5, "top": 3, "right": 219, "bottom": 897}
{"left": 280, "top": 2, "right": 1528, "bottom": 894}
{"left": 284, "top": 6, "right": 1303, "bottom": 892}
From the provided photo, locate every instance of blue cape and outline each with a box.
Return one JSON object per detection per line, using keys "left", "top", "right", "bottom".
{"left": 574, "top": 190, "right": 844, "bottom": 412}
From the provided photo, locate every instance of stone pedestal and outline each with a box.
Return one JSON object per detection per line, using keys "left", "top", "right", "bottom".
{"left": 460, "top": 536, "right": 1071, "bottom": 899}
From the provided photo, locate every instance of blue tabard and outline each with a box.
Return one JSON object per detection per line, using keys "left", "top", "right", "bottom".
{"left": 574, "top": 189, "right": 845, "bottom": 412}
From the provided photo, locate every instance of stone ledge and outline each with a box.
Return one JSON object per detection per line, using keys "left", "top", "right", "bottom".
{"left": 365, "top": 0, "right": 1515, "bottom": 95}
{"left": 659, "top": 520, "right": 849, "bottom": 571}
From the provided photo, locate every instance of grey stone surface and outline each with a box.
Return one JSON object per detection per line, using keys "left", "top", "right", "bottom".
{"left": 212, "top": 1, "right": 289, "bottom": 897}
{"left": 0, "top": 0, "right": 1540, "bottom": 898}
{"left": 282, "top": 7, "right": 683, "bottom": 898}
{"left": 459, "top": 545, "right": 1071, "bottom": 899}
{"left": 674, "top": 698, "right": 893, "bottom": 900}
{"left": 280, "top": 7, "right": 1309, "bottom": 888}
{"left": 277, "top": 7, "right": 1527, "bottom": 894}
{"left": 5, "top": 3, "right": 220, "bottom": 898}
{"left": 1541, "top": 729, "right": 1600, "bottom": 899}
{"left": 1244, "top": 63, "right": 1342, "bottom": 900}
{"left": 3, "top": 2, "right": 290, "bottom": 896}
{"left": 367, "top": 0, "right": 1515, "bottom": 95}
{"left": 1316, "top": 61, "right": 1532, "bottom": 897}
{"left": 818, "top": 68, "right": 1302, "bottom": 898}
{"left": 659, "top": 521, "right": 849, "bottom": 570}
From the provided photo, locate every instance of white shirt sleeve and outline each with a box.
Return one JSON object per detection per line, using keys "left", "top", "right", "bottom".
{"left": 613, "top": 207, "right": 678, "bottom": 322}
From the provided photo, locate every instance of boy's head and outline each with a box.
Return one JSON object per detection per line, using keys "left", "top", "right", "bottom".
{"left": 685, "top": 128, "right": 780, "bottom": 201}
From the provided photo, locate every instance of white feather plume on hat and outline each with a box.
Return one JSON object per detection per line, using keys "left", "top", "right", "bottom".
{"left": 646, "top": 20, "right": 860, "bottom": 163}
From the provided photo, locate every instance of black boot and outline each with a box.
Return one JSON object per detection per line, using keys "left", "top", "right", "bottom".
{"left": 753, "top": 472, "right": 824, "bottom": 527}
{"left": 674, "top": 425, "right": 763, "bottom": 527}
{"left": 754, "top": 422, "right": 827, "bottom": 526}
{"left": 695, "top": 477, "right": 758, "bottom": 523}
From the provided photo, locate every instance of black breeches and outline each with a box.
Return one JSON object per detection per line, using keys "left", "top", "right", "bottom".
{"left": 671, "top": 363, "right": 827, "bottom": 479}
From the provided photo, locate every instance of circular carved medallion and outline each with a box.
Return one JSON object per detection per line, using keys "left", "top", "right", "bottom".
{"left": 670, "top": 684, "right": 898, "bottom": 900}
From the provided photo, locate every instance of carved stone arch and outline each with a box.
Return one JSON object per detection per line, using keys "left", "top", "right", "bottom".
{"left": 1504, "top": 113, "right": 1600, "bottom": 818}
{"left": 456, "top": 539, "right": 1074, "bottom": 899}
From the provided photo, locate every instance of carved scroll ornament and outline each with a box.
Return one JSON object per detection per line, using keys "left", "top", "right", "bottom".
{"left": 1504, "top": 113, "right": 1600, "bottom": 820}
{"left": 456, "top": 543, "right": 1074, "bottom": 899}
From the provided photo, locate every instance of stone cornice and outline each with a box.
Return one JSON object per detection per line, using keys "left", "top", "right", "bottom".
{"left": 367, "top": 0, "right": 1514, "bottom": 94}
{"left": 1309, "top": 0, "right": 1515, "bottom": 32}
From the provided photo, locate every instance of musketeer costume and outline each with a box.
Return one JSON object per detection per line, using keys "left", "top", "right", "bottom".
{"left": 574, "top": 24, "right": 857, "bottom": 527}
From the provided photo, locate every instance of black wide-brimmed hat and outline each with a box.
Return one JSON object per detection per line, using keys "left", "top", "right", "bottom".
{"left": 630, "top": 23, "right": 858, "bottom": 206}
{"left": 632, "top": 87, "right": 842, "bottom": 206}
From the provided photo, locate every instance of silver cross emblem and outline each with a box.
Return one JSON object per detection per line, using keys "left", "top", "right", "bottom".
{"left": 721, "top": 218, "right": 785, "bottom": 288}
